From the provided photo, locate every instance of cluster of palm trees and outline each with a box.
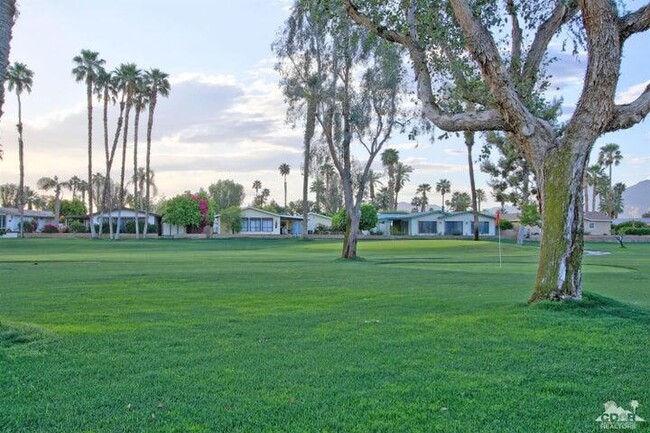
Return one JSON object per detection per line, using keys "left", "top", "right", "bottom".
{"left": 72, "top": 49, "right": 169, "bottom": 239}
{"left": 584, "top": 143, "right": 625, "bottom": 218}
{"left": 372, "top": 148, "right": 413, "bottom": 211}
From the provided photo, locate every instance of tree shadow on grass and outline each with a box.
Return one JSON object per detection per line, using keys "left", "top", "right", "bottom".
{"left": 530, "top": 292, "right": 650, "bottom": 325}
{"left": 0, "top": 320, "right": 51, "bottom": 348}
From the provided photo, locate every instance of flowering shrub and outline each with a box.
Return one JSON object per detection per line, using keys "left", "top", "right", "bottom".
{"left": 42, "top": 224, "right": 60, "bottom": 233}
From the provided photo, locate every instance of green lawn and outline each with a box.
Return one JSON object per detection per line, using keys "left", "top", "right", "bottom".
{"left": 1, "top": 238, "right": 649, "bottom": 432}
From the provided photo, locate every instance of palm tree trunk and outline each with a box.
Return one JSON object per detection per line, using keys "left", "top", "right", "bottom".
{"left": 143, "top": 93, "right": 157, "bottom": 239}
{"left": 133, "top": 106, "right": 140, "bottom": 238}
{"left": 86, "top": 78, "right": 96, "bottom": 239}
{"left": 301, "top": 99, "right": 316, "bottom": 239}
{"left": 465, "top": 131, "right": 479, "bottom": 241}
{"left": 0, "top": 0, "right": 16, "bottom": 121}
{"left": 16, "top": 93, "right": 23, "bottom": 237}
{"left": 583, "top": 174, "right": 589, "bottom": 212}
{"left": 116, "top": 101, "right": 132, "bottom": 240}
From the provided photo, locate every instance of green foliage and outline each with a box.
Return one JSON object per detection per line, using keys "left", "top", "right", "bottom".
{"left": 613, "top": 221, "right": 648, "bottom": 234}
{"left": 220, "top": 206, "right": 242, "bottom": 234}
{"left": 331, "top": 204, "right": 378, "bottom": 232}
{"left": 124, "top": 221, "right": 158, "bottom": 234}
{"left": 41, "top": 224, "right": 59, "bottom": 233}
{"left": 67, "top": 220, "right": 88, "bottom": 233}
{"left": 620, "top": 227, "right": 650, "bottom": 236}
{"left": 519, "top": 203, "right": 540, "bottom": 227}
{"left": 208, "top": 180, "right": 245, "bottom": 212}
{"left": 19, "top": 220, "right": 36, "bottom": 233}
{"left": 59, "top": 199, "right": 87, "bottom": 217}
{"left": 499, "top": 219, "right": 514, "bottom": 230}
{"left": 161, "top": 194, "right": 202, "bottom": 228}
{"left": 447, "top": 192, "right": 472, "bottom": 212}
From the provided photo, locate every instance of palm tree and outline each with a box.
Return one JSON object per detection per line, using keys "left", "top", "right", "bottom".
{"left": 78, "top": 179, "right": 89, "bottom": 204}
{"left": 598, "top": 143, "right": 623, "bottom": 216}
{"left": 279, "top": 163, "right": 291, "bottom": 207}
{"left": 310, "top": 179, "right": 326, "bottom": 212}
{"left": 381, "top": 148, "right": 399, "bottom": 207}
{"left": 6, "top": 62, "right": 33, "bottom": 238}
{"left": 0, "top": 0, "right": 17, "bottom": 121}
{"left": 128, "top": 167, "right": 158, "bottom": 207}
{"left": 68, "top": 175, "right": 82, "bottom": 200}
{"left": 367, "top": 169, "right": 383, "bottom": 201}
{"left": 393, "top": 162, "right": 413, "bottom": 209}
{"left": 72, "top": 50, "right": 105, "bottom": 239}
{"left": 142, "top": 68, "right": 170, "bottom": 238}
{"left": 415, "top": 183, "right": 431, "bottom": 212}
{"left": 113, "top": 63, "right": 141, "bottom": 239}
{"left": 436, "top": 179, "right": 451, "bottom": 212}
{"left": 131, "top": 78, "right": 148, "bottom": 237}
{"left": 252, "top": 180, "right": 262, "bottom": 201}
{"left": 37, "top": 175, "right": 70, "bottom": 225}
{"left": 476, "top": 188, "right": 486, "bottom": 212}
{"left": 586, "top": 164, "right": 604, "bottom": 212}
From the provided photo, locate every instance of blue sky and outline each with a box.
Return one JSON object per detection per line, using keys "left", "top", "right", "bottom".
{"left": 1, "top": 0, "right": 648, "bottom": 209}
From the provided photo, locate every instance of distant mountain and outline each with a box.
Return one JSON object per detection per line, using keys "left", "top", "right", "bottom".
{"left": 622, "top": 180, "right": 650, "bottom": 218}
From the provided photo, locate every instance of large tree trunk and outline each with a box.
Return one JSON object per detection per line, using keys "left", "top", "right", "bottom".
{"left": 86, "top": 79, "right": 96, "bottom": 239}
{"left": 465, "top": 131, "right": 479, "bottom": 241}
{"left": 530, "top": 146, "right": 586, "bottom": 302}
{"left": 143, "top": 94, "right": 157, "bottom": 240}
{"left": 301, "top": 99, "right": 316, "bottom": 240}
{"left": 17, "top": 101, "right": 23, "bottom": 238}
{"left": 116, "top": 101, "right": 132, "bottom": 240}
{"left": 342, "top": 205, "right": 361, "bottom": 258}
{"left": 133, "top": 106, "right": 140, "bottom": 238}
{"left": 0, "top": 0, "right": 16, "bottom": 120}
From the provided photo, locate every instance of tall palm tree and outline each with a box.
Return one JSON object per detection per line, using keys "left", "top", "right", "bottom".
{"left": 585, "top": 164, "right": 604, "bottom": 212}
{"left": 131, "top": 78, "right": 148, "bottom": 237}
{"left": 252, "top": 180, "right": 262, "bottom": 201}
{"left": 436, "top": 179, "right": 451, "bottom": 212}
{"left": 367, "top": 169, "right": 383, "bottom": 201}
{"left": 381, "top": 148, "right": 399, "bottom": 208}
{"left": 67, "top": 175, "right": 82, "bottom": 200}
{"left": 128, "top": 167, "right": 158, "bottom": 206}
{"left": 416, "top": 183, "right": 431, "bottom": 212}
{"left": 279, "top": 163, "right": 290, "bottom": 207}
{"left": 393, "top": 162, "right": 413, "bottom": 209}
{"left": 78, "top": 179, "right": 89, "bottom": 204}
{"left": 72, "top": 49, "right": 105, "bottom": 239}
{"left": 0, "top": 0, "right": 17, "bottom": 121}
{"left": 476, "top": 188, "right": 486, "bottom": 212}
{"left": 142, "top": 68, "right": 170, "bottom": 238}
{"left": 6, "top": 61, "right": 33, "bottom": 238}
{"left": 597, "top": 143, "right": 623, "bottom": 216}
{"left": 113, "top": 63, "right": 141, "bottom": 239}
{"left": 37, "top": 175, "right": 70, "bottom": 225}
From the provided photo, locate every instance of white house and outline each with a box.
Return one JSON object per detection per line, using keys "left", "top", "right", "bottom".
{"left": 584, "top": 212, "right": 612, "bottom": 235}
{"left": 0, "top": 207, "right": 56, "bottom": 232}
{"left": 214, "top": 207, "right": 326, "bottom": 236}
{"left": 91, "top": 208, "right": 161, "bottom": 234}
{"left": 307, "top": 212, "right": 333, "bottom": 233}
{"left": 376, "top": 210, "right": 496, "bottom": 236}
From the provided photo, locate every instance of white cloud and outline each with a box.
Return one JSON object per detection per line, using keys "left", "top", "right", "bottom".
{"left": 403, "top": 157, "right": 466, "bottom": 174}
{"left": 616, "top": 81, "right": 650, "bottom": 104}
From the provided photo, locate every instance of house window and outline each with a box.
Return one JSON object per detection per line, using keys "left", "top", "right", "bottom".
{"left": 0, "top": 215, "right": 5, "bottom": 229}
{"left": 472, "top": 221, "right": 490, "bottom": 234}
{"left": 262, "top": 218, "right": 273, "bottom": 232}
{"left": 589, "top": 222, "right": 595, "bottom": 229}
{"left": 418, "top": 221, "right": 437, "bottom": 234}
{"left": 249, "top": 218, "right": 262, "bottom": 232}
{"left": 241, "top": 218, "right": 250, "bottom": 232}
{"left": 444, "top": 221, "right": 464, "bottom": 235}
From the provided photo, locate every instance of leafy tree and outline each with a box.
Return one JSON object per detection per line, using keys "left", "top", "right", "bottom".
{"left": 436, "top": 179, "right": 451, "bottom": 212}
{"left": 520, "top": 202, "right": 541, "bottom": 227}
{"left": 344, "top": 0, "right": 650, "bottom": 302}
{"left": 142, "top": 68, "right": 170, "bottom": 239}
{"left": 331, "top": 203, "right": 378, "bottom": 233}
{"left": 278, "top": 163, "right": 291, "bottom": 207}
{"left": 161, "top": 194, "right": 201, "bottom": 229}
{"left": 6, "top": 62, "right": 33, "bottom": 237}
{"left": 0, "top": 182, "right": 17, "bottom": 207}
{"left": 208, "top": 179, "right": 245, "bottom": 211}
{"left": 643, "top": 211, "right": 650, "bottom": 219}
{"left": 38, "top": 176, "right": 70, "bottom": 224}
{"left": 447, "top": 192, "right": 471, "bottom": 212}
{"left": 72, "top": 50, "right": 105, "bottom": 239}
{"left": 220, "top": 206, "right": 242, "bottom": 234}
{"left": 60, "top": 199, "right": 87, "bottom": 217}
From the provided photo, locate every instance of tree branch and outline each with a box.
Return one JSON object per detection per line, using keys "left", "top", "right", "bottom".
{"left": 344, "top": 0, "right": 507, "bottom": 132}
{"left": 619, "top": 3, "right": 650, "bottom": 41}
{"left": 506, "top": 0, "right": 523, "bottom": 78}
{"left": 606, "top": 83, "right": 650, "bottom": 132}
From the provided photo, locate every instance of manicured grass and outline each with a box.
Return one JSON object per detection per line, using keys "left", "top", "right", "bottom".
{"left": 1, "top": 238, "right": 649, "bottom": 432}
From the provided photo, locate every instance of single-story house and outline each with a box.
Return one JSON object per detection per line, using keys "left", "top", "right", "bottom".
{"left": 91, "top": 208, "right": 162, "bottom": 235}
{"left": 307, "top": 212, "right": 333, "bottom": 233}
{"left": 584, "top": 211, "right": 612, "bottom": 235}
{"left": 214, "top": 208, "right": 333, "bottom": 235}
{"left": 0, "top": 207, "right": 56, "bottom": 232}
{"left": 376, "top": 210, "right": 496, "bottom": 236}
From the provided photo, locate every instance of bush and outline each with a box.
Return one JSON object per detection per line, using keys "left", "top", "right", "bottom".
{"left": 68, "top": 220, "right": 88, "bottom": 233}
{"left": 620, "top": 227, "right": 650, "bottom": 236}
{"left": 613, "top": 221, "right": 648, "bottom": 234}
{"left": 331, "top": 204, "right": 379, "bottom": 233}
{"left": 19, "top": 220, "right": 37, "bottom": 233}
{"left": 124, "top": 220, "right": 158, "bottom": 234}
{"left": 0, "top": 229, "right": 6, "bottom": 236}
{"left": 499, "top": 219, "right": 514, "bottom": 230}
{"left": 41, "top": 224, "right": 59, "bottom": 233}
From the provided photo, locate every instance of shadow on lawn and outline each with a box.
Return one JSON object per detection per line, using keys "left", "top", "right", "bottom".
{"left": 531, "top": 292, "right": 650, "bottom": 324}
{"left": 0, "top": 320, "right": 52, "bottom": 348}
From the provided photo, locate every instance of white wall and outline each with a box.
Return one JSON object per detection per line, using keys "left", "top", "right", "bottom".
{"left": 240, "top": 208, "right": 281, "bottom": 235}
{"left": 307, "top": 214, "right": 332, "bottom": 232}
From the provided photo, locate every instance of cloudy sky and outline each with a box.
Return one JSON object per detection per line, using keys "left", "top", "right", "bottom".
{"left": 1, "top": 0, "right": 648, "bottom": 209}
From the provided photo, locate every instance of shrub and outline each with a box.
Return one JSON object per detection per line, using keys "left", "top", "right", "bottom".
{"left": 613, "top": 221, "right": 648, "bottom": 234}
{"left": 620, "top": 227, "right": 650, "bottom": 236}
{"left": 331, "top": 204, "right": 379, "bottom": 233}
{"left": 19, "top": 220, "right": 37, "bottom": 233}
{"left": 68, "top": 220, "right": 88, "bottom": 233}
{"left": 41, "top": 224, "right": 59, "bottom": 233}
{"left": 499, "top": 219, "right": 514, "bottom": 230}
{"left": 0, "top": 229, "right": 6, "bottom": 236}
{"left": 124, "top": 221, "right": 158, "bottom": 234}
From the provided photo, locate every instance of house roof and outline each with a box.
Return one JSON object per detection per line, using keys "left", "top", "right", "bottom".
{"left": 584, "top": 212, "right": 612, "bottom": 222}
{"left": 91, "top": 208, "right": 161, "bottom": 217}
{"left": 238, "top": 206, "right": 304, "bottom": 220}
{"left": 447, "top": 210, "right": 496, "bottom": 220}
{"left": 308, "top": 212, "right": 332, "bottom": 220}
{"left": 379, "top": 210, "right": 495, "bottom": 221}
{"left": 0, "top": 207, "right": 55, "bottom": 218}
